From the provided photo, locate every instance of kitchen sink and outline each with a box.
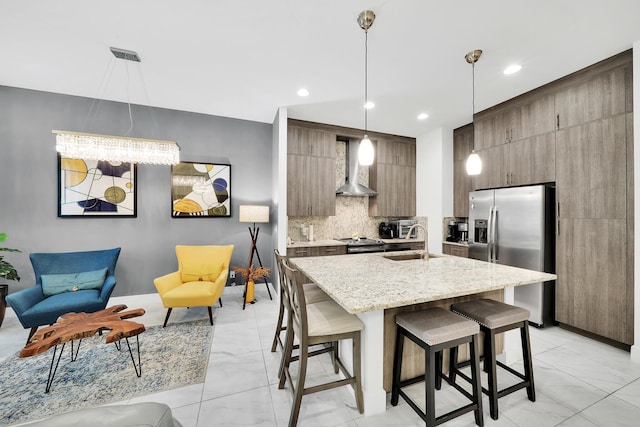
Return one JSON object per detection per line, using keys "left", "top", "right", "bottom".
{"left": 383, "top": 252, "right": 439, "bottom": 261}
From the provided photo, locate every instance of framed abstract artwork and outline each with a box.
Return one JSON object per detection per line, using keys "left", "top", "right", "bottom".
{"left": 58, "top": 155, "right": 137, "bottom": 217}
{"left": 171, "top": 162, "right": 231, "bottom": 217}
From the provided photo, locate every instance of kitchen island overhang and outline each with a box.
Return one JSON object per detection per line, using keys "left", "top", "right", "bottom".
{"left": 290, "top": 251, "right": 557, "bottom": 315}
{"left": 289, "top": 251, "right": 557, "bottom": 416}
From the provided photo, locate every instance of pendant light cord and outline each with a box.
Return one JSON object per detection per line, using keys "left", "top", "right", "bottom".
{"left": 471, "top": 60, "right": 475, "bottom": 152}
{"left": 125, "top": 60, "right": 134, "bottom": 136}
{"left": 364, "top": 29, "right": 368, "bottom": 133}
{"left": 472, "top": 61, "right": 475, "bottom": 122}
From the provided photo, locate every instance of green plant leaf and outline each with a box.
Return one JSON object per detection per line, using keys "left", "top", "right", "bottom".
{"left": 0, "top": 260, "right": 20, "bottom": 281}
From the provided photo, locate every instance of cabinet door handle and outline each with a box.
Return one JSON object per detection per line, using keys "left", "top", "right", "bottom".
{"left": 556, "top": 114, "right": 560, "bottom": 129}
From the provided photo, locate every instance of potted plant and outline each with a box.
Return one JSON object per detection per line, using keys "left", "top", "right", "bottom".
{"left": 0, "top": 232, "right": 21, "bottom": 327}
{"left": 232, "top": 265, "right": 269, "bottom": 305}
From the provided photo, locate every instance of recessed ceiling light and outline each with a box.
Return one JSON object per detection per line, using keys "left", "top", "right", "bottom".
{"left": 504, "top": 64, "right": 522, "bottom": 75}
{"left": 364, "top": 101, "right": 375, "bottom": 109}
{"left": 417, "top": 113, "right": 429, "bottom": 120}
{"left": 297, "top": 88, "right": 309, "bottom": 97}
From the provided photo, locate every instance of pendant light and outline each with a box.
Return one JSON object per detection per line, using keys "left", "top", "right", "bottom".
{"left": 465, "top": 49, "right": 482, "bottom": 175}
{"left": 357, "top": 10, "right": 375, "bottom": 166}
{"left": 55, "top": 47, "right": 180, "bottom": 165}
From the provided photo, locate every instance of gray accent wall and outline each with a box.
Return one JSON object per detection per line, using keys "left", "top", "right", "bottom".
{"left": 0, "top": 86, "right": 273, "bottom": 297}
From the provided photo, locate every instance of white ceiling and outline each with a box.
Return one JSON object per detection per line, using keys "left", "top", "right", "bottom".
{"left": 2, "top": 1, "right": 640, "bottom": 138}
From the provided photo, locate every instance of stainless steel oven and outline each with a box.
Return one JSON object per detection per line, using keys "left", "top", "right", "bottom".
{"left": 336, "top": 237, "right": 385, "bottom": 254}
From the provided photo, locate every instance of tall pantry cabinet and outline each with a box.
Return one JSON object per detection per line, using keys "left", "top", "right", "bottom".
{"left": 466, "top": 50, "right": 634, "bottom": 345}
{"left": 554, "top": 53, "right": 633, "bottom": 345}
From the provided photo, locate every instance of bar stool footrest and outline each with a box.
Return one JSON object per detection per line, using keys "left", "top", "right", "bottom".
{"left": 496, "top": 360, "right": 527, "bottom": 382}
{"left": 452, "top": 359, "right": 531, "bottom": 399}
{"left": 398, "top": 388, "right": 479, "bottom": 427}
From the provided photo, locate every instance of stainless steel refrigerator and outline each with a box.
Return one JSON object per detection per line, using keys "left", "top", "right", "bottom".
{"left": 468, "top": 184, "right": 556, "bottom": 327}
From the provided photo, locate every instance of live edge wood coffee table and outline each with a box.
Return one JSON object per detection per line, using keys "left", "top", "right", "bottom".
{"left": 20, "top": 304, "right": 146, "bottom": 392}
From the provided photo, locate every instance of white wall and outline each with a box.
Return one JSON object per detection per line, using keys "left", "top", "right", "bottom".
{"left": 416, "top": 127, "right": 454, "bottom": 252}
{"left": 632, "top": 41, "right": 640, "bottom": 361}
{"left": 273, "top": 107, "right": 288, "bottom": 254}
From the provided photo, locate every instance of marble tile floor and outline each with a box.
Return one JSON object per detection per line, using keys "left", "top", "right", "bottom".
{"left": 2, "top": 285, "right": 640, "bottom": 426}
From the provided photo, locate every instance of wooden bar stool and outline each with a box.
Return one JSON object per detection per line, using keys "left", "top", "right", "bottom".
{"left": 391, "top": 307, "right": 484, "bottom": 427}
{"left": 279, "top": 260, "right": 364, "bottom": 427}
{"left": 451, "top": 298, "right": 535, "bottom": 420}
{"left": 271, "top": 249, "right": 330, "bottom": 353}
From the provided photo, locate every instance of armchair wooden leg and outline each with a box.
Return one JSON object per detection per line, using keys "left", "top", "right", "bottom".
{"left": 219, "top": 297, "right": 223, "bottom": 308}
{"left": 163, "top": 308, "right": 173, "bottom": 328}
{"left": 207, "top": 307, "right": 214, "bottom": 325}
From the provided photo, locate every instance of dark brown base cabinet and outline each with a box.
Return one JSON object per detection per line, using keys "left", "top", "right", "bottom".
{"left": 442, "top": 243, "right": 468, "bottom": 258}
{"left": 556, "top": 219, "right": 629, "bottom": 344}
{"left": 287, "top": 245, "right": 347, "bottom": 258}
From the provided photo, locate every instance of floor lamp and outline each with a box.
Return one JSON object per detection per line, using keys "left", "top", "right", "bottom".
{"left": 239, "top": 205, "right": 273, "bottom": 309}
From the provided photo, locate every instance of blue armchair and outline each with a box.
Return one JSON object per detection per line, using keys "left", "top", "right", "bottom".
{"left": 6, "top": 247, "right": 121, "bottom": 341}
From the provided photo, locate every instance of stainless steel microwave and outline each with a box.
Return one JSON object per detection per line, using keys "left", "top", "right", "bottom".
{"left": 389, "top": 220, "right": 417, "bottom": 239}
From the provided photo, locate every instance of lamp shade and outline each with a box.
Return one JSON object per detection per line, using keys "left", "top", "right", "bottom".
{"left": 239, "top": 205, "right": 269, "bottom": 223}
{"left": 466, "top": 152, "right": 482, "bottom": 175}
{"left": 358, "top": 135, "right": 374, "bottom": 166}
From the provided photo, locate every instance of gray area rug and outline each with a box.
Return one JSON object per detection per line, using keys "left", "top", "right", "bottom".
{"left": 0, "top": 319, "right": 213, "bottom": 426}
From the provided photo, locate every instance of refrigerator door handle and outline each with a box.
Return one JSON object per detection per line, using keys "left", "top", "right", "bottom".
{"left": 492, "top": 208, "right": 498, "bottom": 262}
{"left": 487, "top": 206, "right": 494, "bottom": 262}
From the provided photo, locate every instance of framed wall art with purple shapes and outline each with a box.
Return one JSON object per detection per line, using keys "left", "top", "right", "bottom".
{"left": 171, "top": 162, "right": 231, "bottom": 218}
{"left": 57, "top": 155, "right": 137, "bottom": 217}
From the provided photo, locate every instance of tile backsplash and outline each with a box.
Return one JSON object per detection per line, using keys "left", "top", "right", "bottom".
{"left": 288, "top": 197, "right": 427, "bottom": 241}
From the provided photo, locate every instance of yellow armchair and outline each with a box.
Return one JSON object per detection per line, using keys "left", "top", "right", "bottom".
{"left": 154, "top": 245, "right": 234, "bottom": 327}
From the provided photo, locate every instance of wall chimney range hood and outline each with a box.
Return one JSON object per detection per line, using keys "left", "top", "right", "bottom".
{"left": 336, "top": 139, "right": 378, "bottom": 197}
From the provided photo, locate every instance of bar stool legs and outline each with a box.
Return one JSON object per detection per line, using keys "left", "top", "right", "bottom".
{"left": 451, "top": 298, "right": 535, "bottom": 420}
{"left": 391, "top": 308, "right": 484, "bottom": 427}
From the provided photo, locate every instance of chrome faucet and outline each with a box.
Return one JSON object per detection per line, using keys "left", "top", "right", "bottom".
{"left": 404, "top": 223, "right": 427, "bottom": 240}
{"left": 405, "top": 223, "right": 429, "bottom": 259}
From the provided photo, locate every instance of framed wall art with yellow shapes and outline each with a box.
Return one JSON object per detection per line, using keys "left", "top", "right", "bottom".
{"left": 57, "top": 155, "right": 137, "bottom": 217}
{"left": 171, "top": 161, "right": 231, "bottom": 218}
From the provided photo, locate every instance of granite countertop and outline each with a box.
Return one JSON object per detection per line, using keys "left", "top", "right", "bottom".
{"left": 442, "top": 241, "right": 469, "bottom": 247}
{"left": 287, "top": 238, "right": 425, "bottom": 248}
{"left": 289, "top": 251, "right": 557, "bottom": 314}
{"left": 381, "top": 238, "right": 425, "bottom": 244}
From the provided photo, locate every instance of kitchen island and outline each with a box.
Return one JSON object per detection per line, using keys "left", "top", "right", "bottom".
{"left": 289, "top": 250, "right": 556, "bottom": 416}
